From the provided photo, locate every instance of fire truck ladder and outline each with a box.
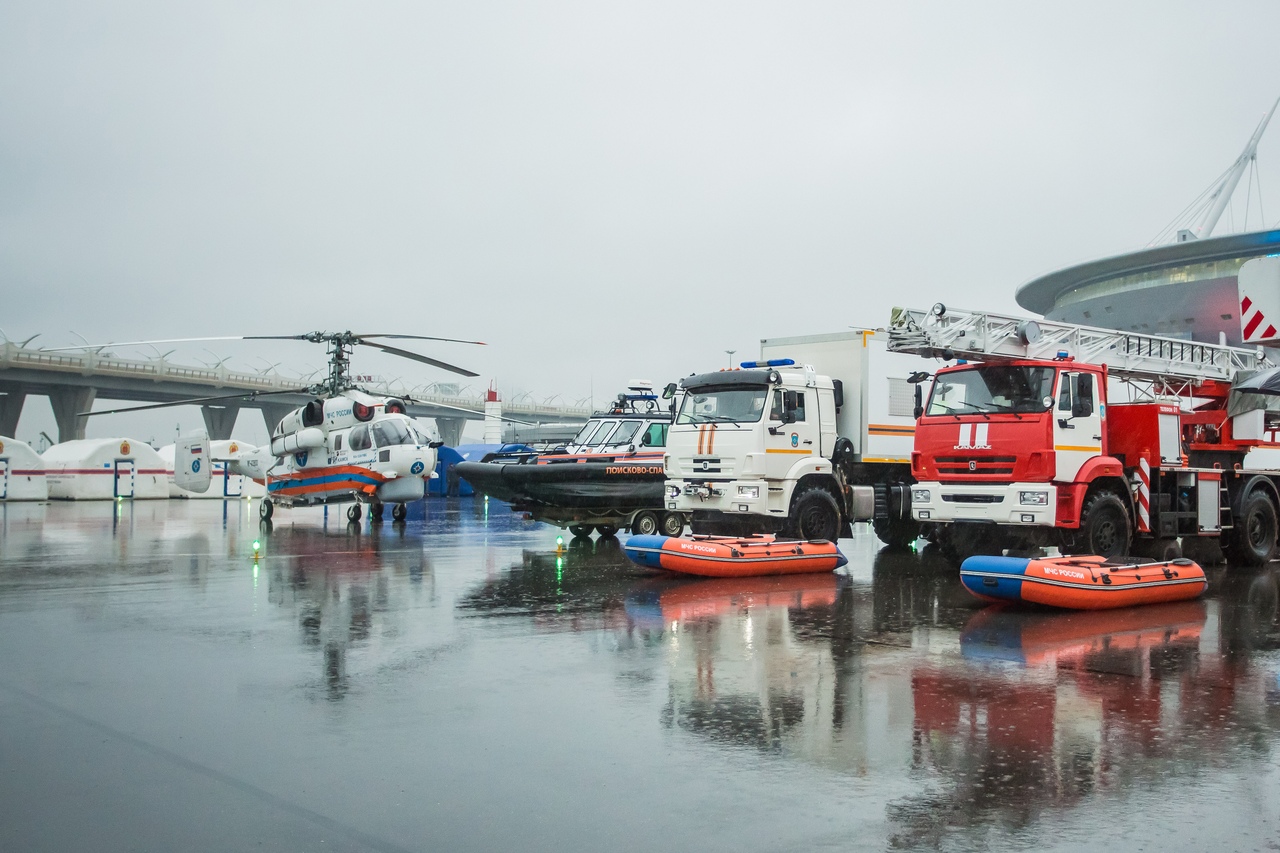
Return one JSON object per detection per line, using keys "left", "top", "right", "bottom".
{"left": 887, "top": 305, "right": 1272, "bottom": 385}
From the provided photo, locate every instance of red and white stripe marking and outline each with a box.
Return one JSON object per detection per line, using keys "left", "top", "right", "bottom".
{"left": 1241, "top": 295, "right": 1278, "bottom": 342}
{"left": 1136, "top": 458, "right": 1151, "bottom": 533}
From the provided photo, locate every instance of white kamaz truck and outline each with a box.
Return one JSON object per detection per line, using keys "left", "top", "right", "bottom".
{"left": 662, "top": 330, "right": 919, "bottom": 546}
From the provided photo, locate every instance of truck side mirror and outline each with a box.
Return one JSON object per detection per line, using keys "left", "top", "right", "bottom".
{"left": 781, "top": 390, "right": 799, "bottom": 424}
{"left": 832, "top": 379, "right": 844, "bottom": 410}
{"left": 913, "top": 384, "right": 924, "bottom": 420}
{"left": 662, "top": 383, "right": 677, "bottom": 400}
{"left": 1071, "top": 374, "right": 1094, "bottom": 418}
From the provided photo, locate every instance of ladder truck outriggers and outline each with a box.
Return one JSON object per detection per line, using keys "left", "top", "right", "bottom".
{"left": 887, "top": 304, "right": 1280, "bottom": 564}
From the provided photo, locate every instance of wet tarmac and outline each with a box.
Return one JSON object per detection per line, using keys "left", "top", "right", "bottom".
{"left": 3, "top": 498, "right": 1280, "bottom": 852}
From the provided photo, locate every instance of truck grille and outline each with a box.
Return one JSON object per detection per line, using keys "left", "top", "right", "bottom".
{"left": 941, "top": 494, "right": 1004, "bottom": 504}
{"left": 935, "top": 455, "right": 1016, "bottom": 476}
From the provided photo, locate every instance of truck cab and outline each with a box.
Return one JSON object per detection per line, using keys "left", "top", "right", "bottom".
{"left": 664, "top": 337, "right": 917, "bottom": 545}
{"left": 665, "top": 365, "right": 838, "bottom": 529}
{"left": 910, "top": 357, "right": 1121, "bottom": 554}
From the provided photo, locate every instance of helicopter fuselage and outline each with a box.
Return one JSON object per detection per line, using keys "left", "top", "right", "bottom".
{"left": 235, "top": 391, "right": 440, "bottom": 509}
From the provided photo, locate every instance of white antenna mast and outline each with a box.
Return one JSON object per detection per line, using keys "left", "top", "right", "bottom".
{"left": 1193, "top": 96, "right": 1280, "bottom": 239}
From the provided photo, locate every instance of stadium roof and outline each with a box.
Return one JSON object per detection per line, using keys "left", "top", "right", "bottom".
{"left": 1016, "top": 228, "right": 1280, "bottom": 316}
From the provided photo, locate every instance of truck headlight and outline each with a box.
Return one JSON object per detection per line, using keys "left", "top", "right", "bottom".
{"left": 912, "top": 488, "right": 930, "bottom": 503}
{"left": 1019, "top": 491, "right": 1048, "bottom": 506}
{"left": 667, "top": 485, "right": 680, "bottom": 499}
{"left": 737, "top": 485, "right": 759, "bottom": 499}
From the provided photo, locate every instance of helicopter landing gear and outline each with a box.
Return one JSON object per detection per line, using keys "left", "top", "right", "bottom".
{"left": 347, "top": 503, "right": 363, "bottom": 523}
{"left": 391, "top": 503, "right": 407, "bottom": 522}
{"left": 370, "top": 502, "right": 385, "bottom": 522}
{"left": 259, "top": 499, "right": 274, "bottom": 521}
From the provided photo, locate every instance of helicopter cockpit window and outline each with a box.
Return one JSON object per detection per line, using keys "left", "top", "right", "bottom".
{"left": 605, "top": 421, "right": 642, "bottom": 446}
{"left": 373, "top": 419, "right": 414, "bottom": 447}
{"left": 349, "top": 424, "right": 372, "bottom": 451}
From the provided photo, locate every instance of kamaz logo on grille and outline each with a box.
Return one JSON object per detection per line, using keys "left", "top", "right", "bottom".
{"left": 954, "top": 423, "right": 990, "bottom": 450}
{"left": 696, "top": 457, "right": 721, "bottom": 473}
{"left": 968, "top": 460, "right": 976, "bottom": 471}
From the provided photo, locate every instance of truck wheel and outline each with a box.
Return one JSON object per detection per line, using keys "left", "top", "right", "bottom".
{"left": 1130, "top": 538, "right": 1181, "bottom": 562}
{"left": 660, "top": 512, "right": 684, "bottom": 537}
{"left": 569, "top": 524, "right": 594, "bottom": 539}
{"left": 1180, "top": 537, "right": 1225, "bottom": 566}
{"left": 1227, "top": 490, "right": 1279, "bottom": 566}
{"left": 259, "top": 499, "right": 274, "bottom": 521}
{"left": 942, "top": 523, "right": 1006, "bottom": 561}
{"left": 596, "top": 524, "right": 618, "bottom": 538}
{"left": 873, "top": 517, "right": 921, "bottom": 550}
{"left": 1072, "top": 491, "right": 1131, "bottom": 558}
{"left": 791, "top": 488, "right": 841, "bottom": 542}
{"left": 631, "top": 511, "right": 660, "bottom": 536}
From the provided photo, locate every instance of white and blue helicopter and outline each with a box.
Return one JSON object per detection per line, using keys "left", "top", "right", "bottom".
{"left": 69, "top": 331, "right": 484, "bottom": 523}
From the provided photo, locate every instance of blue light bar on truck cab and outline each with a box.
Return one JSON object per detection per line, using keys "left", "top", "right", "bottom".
{"left": 739, "top": 358, "right": 795, "bottom": 369}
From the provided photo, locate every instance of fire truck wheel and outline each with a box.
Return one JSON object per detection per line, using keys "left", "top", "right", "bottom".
{"left": 660, "top": 512, "right": 685, "bottom": 537}
{"left": 792, "top": 487, "right": 841, "bottom": 542}
{"left": 259, "top": 499, "right": 273, "bottom": 521}
{"left": 569, "top": 524, "right": 594, "bottom": 539}
{"left": 1227, "top": 491, "right": 1279, "bottom": 566}
{"left": 347, "top": 503, "right": 362, "bottom": 522}
{"left": 1075, "top": 491, "right": 1131, "bottom": 558}
{"left": 391, "top": 503, "right": 407, "bottom": 522}
{"left": 631, "top": 511, "right": 660, "bottom": 536}
{"left": 873, "top": 517, "right": 921, "bottom": 549}
{"left": 1180, "top": 537, "right": 1225, "bottom": 566}
{"left": 1130, "top": 537, "right": 1181, "bottom": 562}
{"left": 942, "top": 523, "right": 1006, "bottom": 560}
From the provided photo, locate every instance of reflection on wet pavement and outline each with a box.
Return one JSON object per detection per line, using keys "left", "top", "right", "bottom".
{"left": 3, "top": 499, "right": 1280, "bottom": 851}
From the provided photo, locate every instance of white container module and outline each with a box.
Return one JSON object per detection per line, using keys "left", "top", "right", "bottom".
{"left": 42, "top": 438, "right": 169, "bottom": 500}
{"left": 158, "top": 439, "right": 265, "bottom": 498}
{"left": 0, "top": 436, "right": 48, "bottom": 501}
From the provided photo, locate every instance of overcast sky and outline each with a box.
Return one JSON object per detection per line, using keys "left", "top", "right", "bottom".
{"left": 5, "top": 1, "right": 1280, "bottom": 445}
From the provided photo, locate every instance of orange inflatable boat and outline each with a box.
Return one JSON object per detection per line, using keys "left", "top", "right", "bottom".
{"left": 623, "top": 534, "right": 847, "bottom": 578}
{"left": 959, "top": 554, "right": 1207, "bottom": 610}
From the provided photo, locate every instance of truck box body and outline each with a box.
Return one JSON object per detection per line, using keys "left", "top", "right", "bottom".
{"left": 760, "top": 330, "right": 915, "bottom": 464}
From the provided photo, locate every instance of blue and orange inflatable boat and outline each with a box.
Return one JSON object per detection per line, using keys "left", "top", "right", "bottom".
{"left": 624, "top": 534, "right": 847, "bottom": 578}
{"left": 960, "top": 554, "right": 1207, "bottom": 610}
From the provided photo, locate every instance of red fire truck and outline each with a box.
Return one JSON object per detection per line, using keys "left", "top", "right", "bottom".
{"left": 887, "top": 305, "right": 1280, "bottom": 564}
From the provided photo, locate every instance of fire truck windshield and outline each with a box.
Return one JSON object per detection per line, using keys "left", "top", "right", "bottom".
{"left": 676, "top": 385, "right": 768, "bottom": 424}
{"left": 926, "top": 366, "right": 1055, "bottom": 416}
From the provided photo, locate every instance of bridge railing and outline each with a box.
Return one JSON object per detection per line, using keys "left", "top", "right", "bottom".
{"left": 1, "top": 343, "right": 591, "bottom": 421}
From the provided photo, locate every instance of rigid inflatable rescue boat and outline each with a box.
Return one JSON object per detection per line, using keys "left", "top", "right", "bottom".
{"left": 960, "top": 554, "right": 1207, "bottom": 610}
{"left": 624, "top": 534, "right": 847, "bottom": 577}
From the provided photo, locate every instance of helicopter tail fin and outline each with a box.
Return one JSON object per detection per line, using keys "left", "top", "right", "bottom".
{"left": 173, "top": 430, "right": 212, "bottom": 494}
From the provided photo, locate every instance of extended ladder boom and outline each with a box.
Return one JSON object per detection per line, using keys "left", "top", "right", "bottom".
{"left": 887, "top": 305, "right": 1272, "bottom": 383}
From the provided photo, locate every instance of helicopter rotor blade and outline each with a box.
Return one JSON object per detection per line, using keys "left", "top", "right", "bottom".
{"left": 363, "top": 342, "right": 480, "bottom": 378}
{"left": 395, "top": 395, "right": 534, "bottom": 425}
{"left": 78, "top": 387, "right": 314, "bottom": 417}
{"left": 41, "top": 335, "right": 255, "bottom": 353}
{"left": 355, "top": 334, "right": 486, "bottom": 346}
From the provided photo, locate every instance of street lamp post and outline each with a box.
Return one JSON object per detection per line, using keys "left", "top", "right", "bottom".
{"left": 725, "top": 349, "right": 736, "bottom": 368}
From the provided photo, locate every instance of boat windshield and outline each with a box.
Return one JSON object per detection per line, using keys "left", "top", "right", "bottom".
{"left": 585, "top": 421, "right": 619, "bottom": 446}
{"left": 926, "top": 366, "right": 1055, "bottom": 416}
{"left": 603, "top": 420, "right": 642, "bottom": 446}
{"left": 676, "top": 385, "right": 769, "bottom": 424}
{"left": 570, "top": 420, "right": 600, "bottom": 445}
